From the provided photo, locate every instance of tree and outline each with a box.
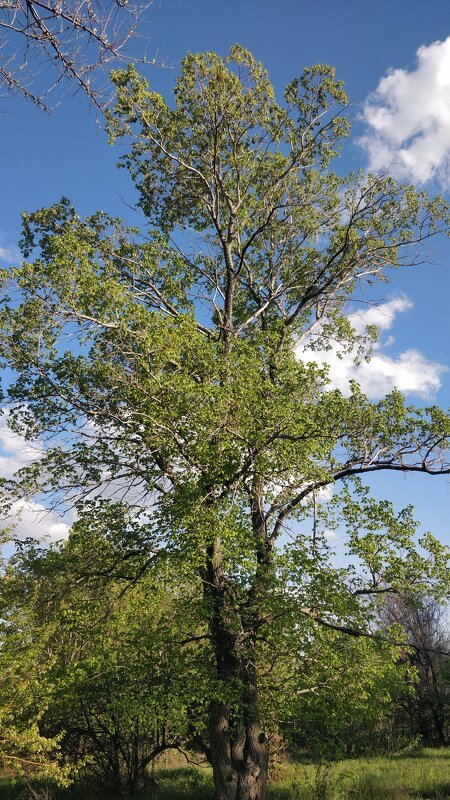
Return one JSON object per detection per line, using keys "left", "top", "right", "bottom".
{"left": 380, "top": 595, "right": 450, "bottom": 746}
{"left": 0, "top": 507, "right": 208, "bottom": 796}
{"left": 0, "top": 542, "right": 74, "bottom": 789}
{"left": 0, "top": 0, "right": 152, "bottom": 110}
{"left": 279, "top": 628, "right": 417, "bottom": 760}
{"left": 1, "top": 47, "right": 450, "bottom": 800}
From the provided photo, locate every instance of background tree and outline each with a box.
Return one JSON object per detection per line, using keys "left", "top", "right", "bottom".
{"left": 0, "top": 0, "right": 152, "bottom": 110}
{"left": 0, "top": 504, "right": 209, "bottom": 796}
{"left": 0, "top": 518, "right": 422, "bottom": 796}
{"left": 1, "top": 48, "right": 450, "bottom": 800}
{"left": 0, "top": 542, "right": 74, "bottom": 788}
{"left": 380, "top": 595, "right": 450, "bottom": 746}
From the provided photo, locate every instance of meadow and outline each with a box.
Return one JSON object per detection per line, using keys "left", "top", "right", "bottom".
{"left": 1, "top": 750, "right": 450, "bottom": 800}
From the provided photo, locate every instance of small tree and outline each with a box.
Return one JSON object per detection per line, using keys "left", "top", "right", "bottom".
{"left": 0, "top": 544, "right": 73, "bottom": 788}
{"left": 0, "top": 507, "right": 206, "bottom": 795}
{"left": 380, "top": 595, "right": 450, "bottom": 746}
{"left": 1, "top": 48, "right": 450, "bottom": 800}
{"left": 278, "top": 628, "right": 418, "bottom": 760}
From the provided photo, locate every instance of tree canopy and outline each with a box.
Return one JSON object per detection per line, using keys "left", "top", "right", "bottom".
{"left": 1, "top": 47, "right": 450, "bottom": 800}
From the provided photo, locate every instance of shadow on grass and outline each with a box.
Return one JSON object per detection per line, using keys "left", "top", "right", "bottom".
{"left": 391, "top": 749, "right": 450, "bottom": 761}
{"left": 411, "top": 782, "right": 450, "bottom": 800}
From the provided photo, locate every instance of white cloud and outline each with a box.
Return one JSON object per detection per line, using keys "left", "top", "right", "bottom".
{"left": 317, "top": 485, "right": 334, "bottom": 504}
{"left": 296, "top": 296, "right": 446, "bottom": 400}
{"left": 327, "top": 348, "right": 444, "bottom": 399}
{"left": 360, "top": 37, "right": 450, "bottom": 185}
{"left": 0, "top": 242, "right": 20, "bottom": 265}
{"left": 348, "top": 295, "right": 413, "bottom": 334}
{"left": 268, "top": 479, "right": 334, "bottom": 510}
{"left": 0, "top": 412, "right": 70, "bottom": 542}
{"left": 5, "top": 499, "right": 70, "bottom": 542}
{"left": 0, "top": 413, "right": 44, "bottom": 479}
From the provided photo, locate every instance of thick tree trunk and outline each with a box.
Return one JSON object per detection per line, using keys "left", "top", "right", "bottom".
{"left": 209, "top": 698, "right": 269, "bottom": 800}
{"left": 209, "top": 701, "right": 238, "bottom": 800}
{"left": 203, "top": 530, "right": 271, "bottom": 800}
{"left": 207, "top": 607, "right": 269, "bottom": 800}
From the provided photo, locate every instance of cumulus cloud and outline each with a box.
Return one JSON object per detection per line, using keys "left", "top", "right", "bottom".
{"left": 360, "top": 37, "right": 450, "bottom": 185}
{"left": 296, "top": 295, "right": 446, "bottom": 399}
{"left": 0, "top": 412, "right": 70, "bottom": 542}
{"left": 5, "top": 499, "right": 70, "bottom": 542}
{"left": 348, "top": 295, "right": 412, "bottom": 334}
{"left": 0, "top": 415, "right": 44, "bottom": 479}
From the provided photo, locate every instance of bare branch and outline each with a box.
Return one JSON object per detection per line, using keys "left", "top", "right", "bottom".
{"left": 0, "top": 0, "right": 155, "bottom": 110}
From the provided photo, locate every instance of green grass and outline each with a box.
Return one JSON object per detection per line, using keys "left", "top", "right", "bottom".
{"left": 270, "top": 750, "right": 450, "bottom": 800}
{"left": 2, "top": 750, "right": 450, "bottom": 800}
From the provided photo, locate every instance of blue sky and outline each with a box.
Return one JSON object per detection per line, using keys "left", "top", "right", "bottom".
{"left": 1, "top": 0, "right": 450, "bottom": 545}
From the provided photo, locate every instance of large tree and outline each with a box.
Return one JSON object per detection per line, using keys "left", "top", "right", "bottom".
{"left": 1, "top": 47, "right": 450, "bottom": 800}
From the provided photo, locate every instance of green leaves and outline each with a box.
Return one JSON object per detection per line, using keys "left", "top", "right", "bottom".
{"left": 2, "top": 48, "right": 450, "bottom": 791}
{"left": 0, "top": 526, "right": 210, "bottom": 791}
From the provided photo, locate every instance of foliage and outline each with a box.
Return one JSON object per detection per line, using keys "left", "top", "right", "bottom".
{"left": 379, "top": 595, "right": 450, "bottom": 746}
{"left": 0, "top": 556, "right": 73, "bottom": 787}
{"left": 1, "top": 47, "right": 450, "bottom": 799}
{"left": 0, "top": 520, "right": 210, "bottom": 795}
{"left": 276, "top": 630, "right": 417, "bottom": 760}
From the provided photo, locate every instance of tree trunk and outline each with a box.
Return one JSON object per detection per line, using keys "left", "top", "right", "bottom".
{"left": 207, "top": 603, "right": 269, "bottom": 800}
{"left": 203, "top": 535, "right": 270, "bottom": 800}
{"left": 209, "top": 701, "right": 238, "bottom": 800}
{"left": 209, "top": 697, "right": 269, "bottom": 800}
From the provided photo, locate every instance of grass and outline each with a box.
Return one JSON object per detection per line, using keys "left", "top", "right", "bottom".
{"left": 270, "top": 750, "right": 450, "bottom": 799}
{"left": 1, "top": 750, "right": 450, "bottom": 800}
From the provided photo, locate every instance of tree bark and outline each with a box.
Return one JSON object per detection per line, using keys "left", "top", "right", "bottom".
{"left": 204, "top": 536, "right": 269, "bottom": 800}
{"left": 208, "top": 688, "right": 269, "bottom": 800}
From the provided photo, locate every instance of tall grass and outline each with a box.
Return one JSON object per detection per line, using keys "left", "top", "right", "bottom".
{"left": 1, "top": 750, "right": 450, "bottom": 800}
{"left": 270, "top": 749, "right": 450, "bottom": 800}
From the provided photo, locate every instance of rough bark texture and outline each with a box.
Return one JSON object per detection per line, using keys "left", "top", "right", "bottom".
{"left": 208, "top": 682, "right": 269, "bottom": 800}
{"left": 204, "top": 536, "right": 270, "bottom": 800}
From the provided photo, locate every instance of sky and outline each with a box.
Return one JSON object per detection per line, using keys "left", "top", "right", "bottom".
{"left": 2, "top": 0, "right": 450, "bottom": 546}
